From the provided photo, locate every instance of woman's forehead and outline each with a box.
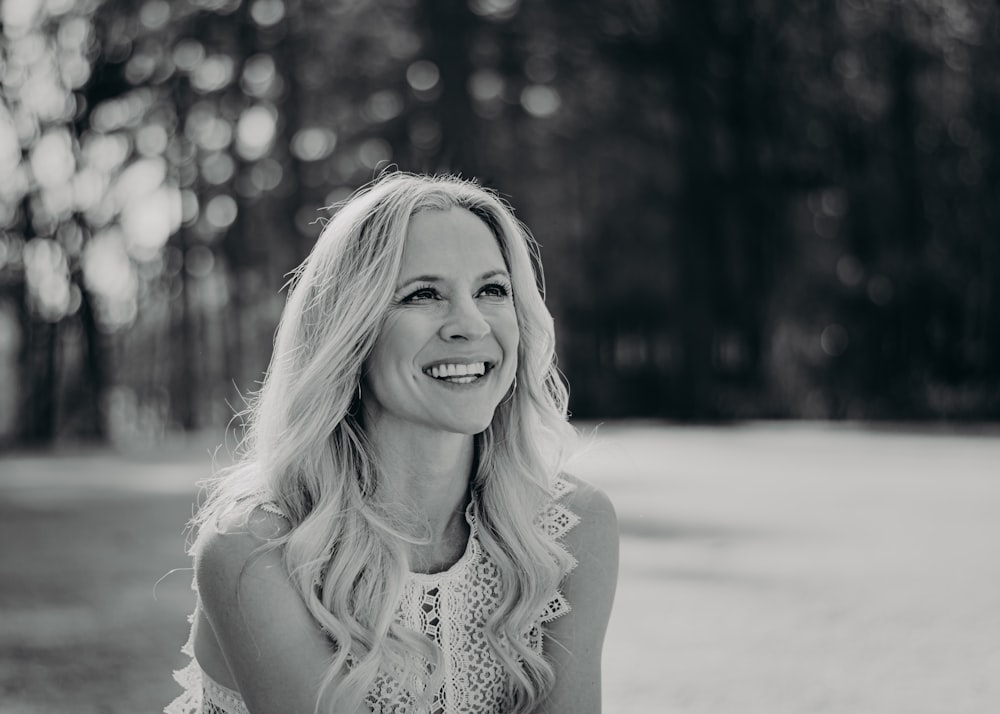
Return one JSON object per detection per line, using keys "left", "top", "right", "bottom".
{"left": 397, "top": 208, "right": 507, "bottom": 280}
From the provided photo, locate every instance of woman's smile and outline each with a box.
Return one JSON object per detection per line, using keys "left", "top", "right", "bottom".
{"left": 422, "top": 359, "right": 495, "bottom": 385}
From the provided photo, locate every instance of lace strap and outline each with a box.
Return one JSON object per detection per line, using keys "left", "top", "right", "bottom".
{"left": 202, "top": 671, "right": 250, "bottom": 714}
{"left": 536, "top": 476, "right": 581, "bottom": 623}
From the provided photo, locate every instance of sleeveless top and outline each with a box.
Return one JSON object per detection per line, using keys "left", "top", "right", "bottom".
{"left": 165, "top": 477, "right": 580, "bottom": 714}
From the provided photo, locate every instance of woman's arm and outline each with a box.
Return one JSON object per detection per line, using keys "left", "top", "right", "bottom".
{"left": 195, "top": 509, "right": 360, "bottom": 714}
{"left": 537, "top": 475, "right": 620, "bottom": 713}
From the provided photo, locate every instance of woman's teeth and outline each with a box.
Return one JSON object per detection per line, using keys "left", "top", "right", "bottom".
{"left": 425, "top": 362, "right": 488, "bottom": 383}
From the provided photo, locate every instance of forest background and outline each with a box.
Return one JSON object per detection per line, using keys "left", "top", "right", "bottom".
{"left": 1, "top": 0, "right": 998, "bottom": 447}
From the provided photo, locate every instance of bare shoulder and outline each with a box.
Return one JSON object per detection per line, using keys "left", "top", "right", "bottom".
{"left": 558, "top": 472, "right": 619, "bottom": 548}
{"left": 195, "top": 506, "right": 292, "bottom": 602}
{"left": 194, "top": 506, "right": 340, "bottom": 712}
{"left": 559, "top": 472, "right": 615, "bottom": 510}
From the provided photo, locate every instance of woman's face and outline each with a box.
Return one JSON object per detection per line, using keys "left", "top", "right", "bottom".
{"left": 362, "top": 207, "right": 519, "bottom": 437}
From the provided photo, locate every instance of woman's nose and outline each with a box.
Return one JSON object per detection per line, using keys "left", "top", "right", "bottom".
{"left": 440, "top": 295, "right": 491, "bottom": 341}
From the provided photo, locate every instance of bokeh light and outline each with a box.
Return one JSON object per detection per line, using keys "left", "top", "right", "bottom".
{"left": 29, "top": 129, "right": 76, "bottom": 189}
{"left": 185, "top": 244, "right": 215, "bottom": 277}
{"left": 180, "top": 189, "right": 200, "bottom": 225}
{"left": 173, "top": 39, "right": 206, "bottom": 73}
{"left": 250, "top": 0, "right": 285, "bottom": 27}
{"left": 120, "top": 184, "right": 182, "bottom": 261}
{"left": 468, "top": 0, "right": 520, "bottom": 22}
{"left": 468, "top": 69, "right": 504, "bottom": 103}
{"left": 241, "top": 53, "right": 279, "bottom": 98}
{"left": 0, "top": 108, "right": 25, "bottom": 200}
{"left": 290, "top": 127, "right": 337, "bottom": 161}
{"left": 364, "top": 90, "right": 404, "bottom": 123}
{"left": 139, "top": 0, "right": 171, "bottom": 30}
{"left": 520, "top": 84, "right": 560, "bottom": 118}
{"left": 91, "top": 90, "right": 154, "bottom": 132}
{"left": 249, "top": 157, "right": 283, "bottom": 193}
{"left": 406, "top": 60, "right": 440, "bottom": 93}
{"left": 113, "top": 158, "right": 181, "bottom": 260}
{"left": 191, "top": 54, "right": 235, "bottom": 93}
{"left": 235, "top": 103, "right": 277, "bottom": 160}
{"left": 357, "top": 137, "right": 392, "bottom": 169}
{"left": 186, "top": 103, "right": 233, "bottom": 152}
{"left": 836, "top": 255, "right": 864, "bottom": 288}
{"left": 1, "top": 0, "right": 44, "bottom": 32}
{"left": 867, "top": 275, "right": 894, "bottom": 306}
{"left": 81, "top": 132, "right": 130, "bottom": 173}
{"left": 201, "top": 152, "right": 235, "bottom": 185}
{"left": 820, "top": 324, "right": 849, "bottom": 357}
{"left": 125, "top": 51, "right": 158, "bottom": 85}
{"left": 136, "top": 123, "right": 169, "bottom": 156}
{"left": 204, "top": 194, "right": 238, "bottom": 231}
{"left": 24, "top": 237, "right": 73, "bottom": 321}
{"left": 82, "top": 227, "right": 138, "bottom": 331}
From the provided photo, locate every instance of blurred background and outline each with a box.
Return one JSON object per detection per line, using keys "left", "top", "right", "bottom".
{"left": 2, "top": 0, "right": 999, "bottom": 445}
{"left": 1, "top": 0, "right": 998, "bottom": 712}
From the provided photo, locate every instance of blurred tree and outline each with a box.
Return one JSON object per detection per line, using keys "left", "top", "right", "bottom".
{"left": 1, "top": 0, "right": 997, "bottom": 448}
{"left": 1, "top": 0, "right": 115, "bottom": 442}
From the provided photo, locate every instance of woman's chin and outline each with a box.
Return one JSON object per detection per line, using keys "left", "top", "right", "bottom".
{"left": 434, "top": 408, "right": 499, "bottom": 436}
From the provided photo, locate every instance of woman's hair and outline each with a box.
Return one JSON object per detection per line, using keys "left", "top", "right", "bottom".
{"left": 191, "top": 172, "right": 577, "bottom": 713}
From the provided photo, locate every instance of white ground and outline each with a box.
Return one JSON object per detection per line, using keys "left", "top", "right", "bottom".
{"left": 568, "top": 422, "right": 1000, "bottom": 713}
{"left": 2, "top": 422, "right": 997, "bottom": 712}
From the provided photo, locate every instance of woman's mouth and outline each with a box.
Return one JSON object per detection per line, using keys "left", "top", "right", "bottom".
{"left": 423, "top": 361, "right": 491, "bottom": 384}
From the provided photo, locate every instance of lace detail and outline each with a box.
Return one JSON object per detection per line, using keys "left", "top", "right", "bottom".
{"left": 533, "top": 485, "right": 581, "bottom": 626}
{"left": 166, "top": 477, "right": 580, "bottom": 714}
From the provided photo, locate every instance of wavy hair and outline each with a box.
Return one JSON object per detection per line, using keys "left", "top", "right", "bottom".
{"left": 191, "top": 172, "right": 577, "bottom": 713}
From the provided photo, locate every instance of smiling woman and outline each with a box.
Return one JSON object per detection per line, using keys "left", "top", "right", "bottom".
{"left": 364, "top": 207, "right": 520, "bottom": 438}
{"left": 166, "top": 172, "right": 619, "bottom": 714}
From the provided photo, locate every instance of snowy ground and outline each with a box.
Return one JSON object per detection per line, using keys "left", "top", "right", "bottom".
{"left": 0, "top": 422, "right": 998, "bottom": 713}
{"left": 569, "top": 422, "right": 1000, "bottom": 714}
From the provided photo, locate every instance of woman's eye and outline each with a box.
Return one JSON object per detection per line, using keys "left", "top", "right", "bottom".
{"left": 403, "top": 287, "right": 439, "bottom": 302}
{"left": 479, "top": 283, "right": 511, "bottom": 299}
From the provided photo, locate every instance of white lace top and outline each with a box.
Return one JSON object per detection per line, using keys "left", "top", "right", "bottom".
{"left": 166, "top": 478, "right": 580, "bottom": 714}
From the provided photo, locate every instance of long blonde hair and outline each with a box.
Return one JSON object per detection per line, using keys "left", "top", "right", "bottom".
{"left": 192, "top": 172, "right": 577, "bottom": 712}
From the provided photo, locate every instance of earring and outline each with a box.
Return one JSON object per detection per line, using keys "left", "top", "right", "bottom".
{"left": 347, "top": 381, "right": 363, "bottom": 416}
{"left": 502, "top": 375, "right": 517, "bottom": 404}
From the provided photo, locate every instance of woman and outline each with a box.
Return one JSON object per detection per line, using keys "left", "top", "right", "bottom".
{"left": 167, "top": 172, "right": 619, "bottom": 714}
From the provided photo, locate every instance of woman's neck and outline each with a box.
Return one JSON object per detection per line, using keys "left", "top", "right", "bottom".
{"left": 366, "top": 421, "right": 475, "bottom": 541}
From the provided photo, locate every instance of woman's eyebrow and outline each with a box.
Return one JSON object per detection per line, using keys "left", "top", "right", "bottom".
{"left": 478, "top": 269, "right": 511, "bottom": 282}
{"left": 395, "top": 269, "right": 510, "bottom": 290}
{"left": 397, "top": 274, "right": 441, "bottom": 287}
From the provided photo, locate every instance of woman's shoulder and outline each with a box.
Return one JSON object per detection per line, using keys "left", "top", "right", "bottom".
{"left": 540, "top": 471, "right": 618, "bottom": 700}
{"left": 202, "top": 500, "right": 291, "bottom": 546}
{"left": 545, "top": 473, "right": 618, "bottom": 580}
{"left": 554, "top": 472, "right": 617, "bottom": 532}
{"left": 192, "top": 505, "right": 343, "bottom": 713}
{"left": 195, "top": 504, "right": 292, "bottom": 598}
